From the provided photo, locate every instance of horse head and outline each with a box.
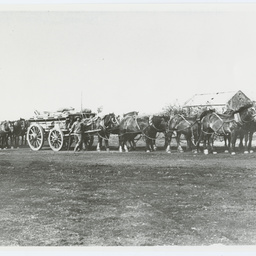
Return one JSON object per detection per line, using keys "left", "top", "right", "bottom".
{"left": 247, "top": 106, "right": 256, "bottom": 122}
{"left": 168, "top": 114, "right": 183, "bottom": 130}
{"left": 1, "top": 121, "right": 14, "bottom": 133}
{"left": 151, "top": 115, "right": 168, "bottom": 132}
{"left": 199, "top": 109, "right": 215, "bottom": 121}
{"left": 236, "top": 104, "right": 256, "bottom": 123}
{"left": 19, "top": 118, "right": 27, "bottom": 130}
{"left": 8, "top": 121, "right": 14, "bottom": 133}
{"left": 103, "top": 113, "right": 119, "bottom": 130}
{"left": 0, "top": 121, "right": 9, "bottom": 133}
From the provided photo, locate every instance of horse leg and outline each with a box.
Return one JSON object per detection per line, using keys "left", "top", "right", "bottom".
{"left": 152, "top": 138, "right": 157, "bottom": 151}
{"left": 15, "top": 135, "right": 19, "bottom": 148}
{"left": 210, "top": 134, "right": 217, "bottom": 154}
{"left": 164, "top": 132, "right": 168, "bottom": 150}
{"left": 5, "top": 134, "right": 10, "bottom": 149}
{"left": 165, "top": 131, "right": 172, "bottom": 153}
{"left": 243, "top": 131, "right": 249, "bottom": 154}
{"left": 118, "top": 135, "right": 123, "bottom": 152}
{"left": 191, "top": 128, "right": 199, "bottom": 153}
{"left": 151, "top": 138, "right": 155, "bottom": 151}
{"left": 211, "top": 135, "right": 217, "bottom": 154}
{"left": 224, "top": 134, "right": 230, "bottom": 153}
{"left": 230, "top": 130, "right": 237, "bottom": 155}
{"left": 104, "top": 136, "right": 110, "bottom": 152}
{"left": 203, "top": 134, "right": 209, "bottom": 155}
{"left": 239, "top": 129, "right": 245, "bottom": 152}
{"left": 247, "top": 131, "right": 254, "bottom": 153}
{"left": 120, "top": 134, "right": 129, "bottom": 153}
{"left": 96, "top": 135, "right": 102, "bottom": 152}
{"left": 145, "top": 138, "right": 151, "bottom": 153}
{"left": 196, "top": 130, "right": 203, "bottom": 154}
{"left": 123, "top": 136, "right": 129, "bottom": 153}
{"left": 186, "top": 132, "right": 192, "bottom": 152}
{"left": 129, "top": 139, "right": 136, "bottom": 151}
{"left": 176, "top": 133, "right": 183, "bottom": 153}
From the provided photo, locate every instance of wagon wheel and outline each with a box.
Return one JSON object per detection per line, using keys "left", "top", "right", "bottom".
{"left": 48, "top": 128, "right": 64, "bottom": 151}
{"left": 27, "top": 124, "right": 45, "bottom": 151}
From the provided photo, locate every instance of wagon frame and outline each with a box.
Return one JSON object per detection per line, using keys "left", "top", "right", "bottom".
{"left": 26, "top": 112, "right": 100, "bottom": 151}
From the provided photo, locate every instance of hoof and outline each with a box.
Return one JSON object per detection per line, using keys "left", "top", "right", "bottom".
{"left": 106, "top": 148, "right": 110, "bottom": 152}
{"left": 203, "top": 149, "right": 209, "bottom": 155}
{"left": 224, "top": 150, "right": 229, "bottom": 153}
{"left": 166, "top": 150, "right": 171, "bottom": 154}
{"left": 244, "top": 151, "right": 249, "bottom": 154}
{"left": 146, "top": 150, "right": 150, "bottom": 153}
{"left": 250, "top": 150, "right": 254, "bottom": 154}
{"left": 177, "top": 146, "right": 183, "bottom": 153}
{"left": 231, "top": 152, "right": 236, "bottom": 155}
{"left": 213, "top": 151, "right": 217, "bottom": 155}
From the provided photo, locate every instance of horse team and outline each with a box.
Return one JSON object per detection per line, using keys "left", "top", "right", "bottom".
{"left": 96, "top": 103, "right": 256, "bottom": 155}
{"left": 1, "top": 103, "right": 256, "bottom": 155}
{"left": 0, "top": 119, "right": 28, "bottom": 150}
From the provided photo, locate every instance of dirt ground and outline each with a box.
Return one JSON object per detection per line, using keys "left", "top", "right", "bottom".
{"left": 1, "top": 136, "right": 256, "bottom": 246}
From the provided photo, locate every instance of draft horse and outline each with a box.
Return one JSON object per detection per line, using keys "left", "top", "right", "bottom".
{"left": 118, "top": 115, "right": 168, "bottom": 152}
{"left": 165, "top": 114, "right": 200, "bottom": 153}
{"left": 197, "top": 105, "right": 256, "bottom": 155}
{"left": 95, "top": 113, "right": 119, "bottom": 152}
{"left": 0, "top": 121, "right": 14, "bottom": 149}
{"left": 10, "top": 118, "right": 29, "bottom": 148}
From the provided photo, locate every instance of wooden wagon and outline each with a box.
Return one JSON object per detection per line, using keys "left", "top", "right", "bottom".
{"left": 26, "top": 111, "right": 100, "bottom": 151}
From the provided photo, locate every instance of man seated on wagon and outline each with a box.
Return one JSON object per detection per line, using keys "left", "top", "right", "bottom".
{"left": 69, "top": 116, "right": 84, "bottom": 152}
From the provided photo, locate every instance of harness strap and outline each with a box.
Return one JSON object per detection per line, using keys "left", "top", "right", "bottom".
{"left": 134, "top": 116, "right": 161, "bottom": 141}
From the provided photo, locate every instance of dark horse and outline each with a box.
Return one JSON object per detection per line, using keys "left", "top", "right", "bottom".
{"left": 197, "top": 105, "right": 256, "bottom": 155}
{"left": 118, "top": 115, "right": 168, "bottom": 152}
{"left": 0, "top": 121, "right": 14, "bottom": 149}
{"left": 234, "top": 117, "right": 256, "bottom": 154}
{"left": 165, "top": 114, "right": 200, "bottom": 153}
{"left": 95, "top": 113, "right": 119, "bottom": 151}
{"left": 10, "top": 118, "right": 29, "bottom": 148}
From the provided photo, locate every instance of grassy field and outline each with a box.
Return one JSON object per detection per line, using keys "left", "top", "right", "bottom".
{"left": 0, "top": 141, "right": 256, "bottom": 246}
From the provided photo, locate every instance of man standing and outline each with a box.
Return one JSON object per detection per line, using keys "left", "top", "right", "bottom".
{"left": 69, "top": 116, "right": 84, "bottom": 152}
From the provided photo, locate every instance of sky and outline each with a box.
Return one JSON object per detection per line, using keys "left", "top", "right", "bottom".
{"left": 1, "top": 3, "right": 256, "bottom": 120}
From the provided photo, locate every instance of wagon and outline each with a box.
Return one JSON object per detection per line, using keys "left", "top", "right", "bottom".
{"left": 26, "top": 111, "right": 100, "bottom": 151}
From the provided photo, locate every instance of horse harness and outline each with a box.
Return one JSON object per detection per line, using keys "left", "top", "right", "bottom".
{"left": 172, "top": 114, "right": 199, "bottom": 133}
{"left": 134, "top": 116, "right": 162, "bottom": 141}
{"left": 201, "top": 112, "right": 237, "bottom": 136}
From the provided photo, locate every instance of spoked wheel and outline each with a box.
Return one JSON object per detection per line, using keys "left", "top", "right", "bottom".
{"left": 27, "top": 124, "right": 45, "bottom": 151}
{"left": 48, "top": 128, "right": 64, "bottom": 151}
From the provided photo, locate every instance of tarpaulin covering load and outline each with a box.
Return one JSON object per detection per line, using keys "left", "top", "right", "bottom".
{"left": 226, "top": 90, "right": 252, "bottom": 111}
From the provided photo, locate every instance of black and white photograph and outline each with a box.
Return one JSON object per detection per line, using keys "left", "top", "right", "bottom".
{"left": 1, "top": 1, "right": 256, "bottom": 255}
